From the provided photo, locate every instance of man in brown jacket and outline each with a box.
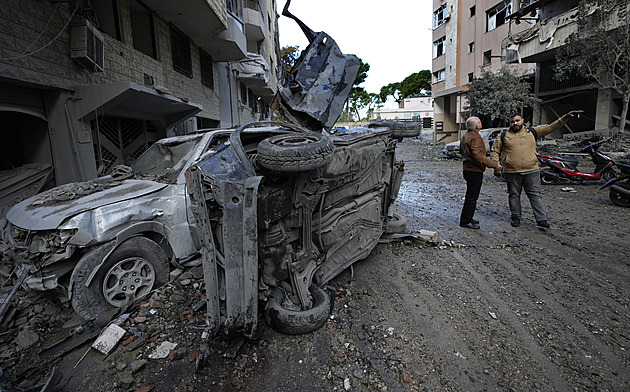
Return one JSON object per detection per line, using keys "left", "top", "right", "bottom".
{"left": 459, "top": 116, "right": 502, "bottom": 229}
{"left": 490, "top": 111, "right": 582, "bottom": 229}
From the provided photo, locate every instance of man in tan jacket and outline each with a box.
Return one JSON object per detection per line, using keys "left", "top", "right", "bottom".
{"left": 490, "top": 111, "right": 582, "bottom": 229}
{"left": 459, "top": 116, "right": 502, "bottom": 229}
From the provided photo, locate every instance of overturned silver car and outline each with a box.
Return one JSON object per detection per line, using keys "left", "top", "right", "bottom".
{"left": 189, "top": 121, "right": 406, "bottom": 336}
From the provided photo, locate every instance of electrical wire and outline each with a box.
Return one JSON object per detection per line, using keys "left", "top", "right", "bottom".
{"left": 2, "top": 0, "right": 80, "bottom": 65}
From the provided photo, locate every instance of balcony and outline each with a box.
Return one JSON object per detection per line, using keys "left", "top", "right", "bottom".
{"left": 206, "top": 12, "right": 248, "bottom": 62}
{"left": 508, "top": 7, "right": 579, "bottom": 63}
{"left": 143, "top": 0, "right": 227, "bottom": 44}
{"left": 243, "top": 0, "right": 266, "bottom": 43}
{"left": 232, "top": 53, "right": 275, "bottom": 97}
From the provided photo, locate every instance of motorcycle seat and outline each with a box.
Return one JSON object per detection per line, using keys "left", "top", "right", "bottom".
{"left": 548, "top": 155, "right": 578, "bottom": 164}
{"left": 547, "top": 155, "right": 579, "bottom": 169}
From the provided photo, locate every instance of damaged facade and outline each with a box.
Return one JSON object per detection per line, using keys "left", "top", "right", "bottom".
{"left": 0, "top": 0, "right": 280, "bottom": 217}
{"left": 504, "top": 0, "right": 628, "bottom": 140}
{"left": 432, "top": 0, "right": 630, "bottom": 144}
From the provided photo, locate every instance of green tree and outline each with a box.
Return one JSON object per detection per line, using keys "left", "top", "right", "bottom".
{"left": 399, "top": 70, "right": 432, "bottom": 98}
{"left": 463, "top": 65, "right": 539, "bottom": 124}
{"left": 378, "top": 70, "right": 432, "bottom": 102}
{"left": 379, "top": 83, "right": 401, "bottom": 102}
{"left": 280, "top": 45, "right": 300, "bottom": 72}
{"left": 555, "top": 0, "right": 630, "bottom": 147}
{"left": 345, "top": 55, "right": 371, "bottom": 121}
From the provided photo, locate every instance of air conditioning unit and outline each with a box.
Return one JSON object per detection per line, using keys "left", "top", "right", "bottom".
{"left": 71, "top": 18, "right": 104, "bottom": 72}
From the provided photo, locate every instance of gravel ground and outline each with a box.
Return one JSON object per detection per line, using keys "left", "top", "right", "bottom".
{"left": 1, "top": 136, "right": 629, "bottom": 392}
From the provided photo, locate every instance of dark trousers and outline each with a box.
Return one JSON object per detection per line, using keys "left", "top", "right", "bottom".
{"left": 504, "top": 170, "right": 547, "bottom": 222}
{"left": 460, "top": 171, "right": 483, "bottom": 224}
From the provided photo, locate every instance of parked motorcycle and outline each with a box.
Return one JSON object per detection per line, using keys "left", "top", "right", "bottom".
{"left": 537, "top": 140, "right": 616, "bottom": 184}
{"left": 600, "top": 160, "right": 630, "bottom": 207}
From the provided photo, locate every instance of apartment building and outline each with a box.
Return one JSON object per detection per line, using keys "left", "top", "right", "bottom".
{"left": 431, "top": 0, "right": 532, "bottom": 142}
{"left": 507, "top": 0, "right": 623, "bottom": 137}
{"left": 0, "top": 0, "right": 279, "bottom": 193}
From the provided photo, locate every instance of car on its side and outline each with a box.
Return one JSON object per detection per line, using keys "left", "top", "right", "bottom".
{"left": 188, "top": 121, "right": 408, "bottom": 337}
{"left": 442, "top": 128, "right": 505, "bottom": 159}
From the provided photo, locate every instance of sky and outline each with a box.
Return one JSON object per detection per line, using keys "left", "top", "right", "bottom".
{"left": 277, "top": 0, "right": 434, "bottom": 97}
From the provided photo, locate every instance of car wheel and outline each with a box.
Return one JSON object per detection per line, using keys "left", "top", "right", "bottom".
{"left": 71, "top": 237, "right": 169, "bottom": 320}
{"left": 264, "top": 285, "right": 333, "bottom": 335}
{"left": 540, "top": 172, "right": 557, "bottom": 185}
{"left": 609, "top": 186, "right": 630, "bottom": 207}
{"left": 385, "top": 212, "right": 408, "bottom": 234}
{"left": 390, "top": 128, "right": 420, "bottom": 139}
{"left": 257, "top": 133, "right": 334, "bottom": 172}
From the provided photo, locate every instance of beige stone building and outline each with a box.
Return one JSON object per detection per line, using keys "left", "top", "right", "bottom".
{"left": 431, "top": 0, "right": 533, "bottom": 142}
{"left": 0, "top": 0, "right": 279, "bottom": 191}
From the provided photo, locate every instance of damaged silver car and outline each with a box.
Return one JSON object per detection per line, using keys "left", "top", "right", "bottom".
{"left": 1, "top": 131, "right": 232, "bottom": 320}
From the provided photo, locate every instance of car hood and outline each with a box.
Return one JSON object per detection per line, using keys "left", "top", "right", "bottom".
{"left": 7, "top": 179, "right": 167, "bottom": 230}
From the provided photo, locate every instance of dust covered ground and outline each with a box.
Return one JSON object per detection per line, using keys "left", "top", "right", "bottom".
{"left": 1, "top": 136, "right": 629, "bottom": 392}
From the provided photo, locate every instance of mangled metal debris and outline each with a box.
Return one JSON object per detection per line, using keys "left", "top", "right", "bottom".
{"left": 276, "top": 0, "right": 360, "bottom": 132}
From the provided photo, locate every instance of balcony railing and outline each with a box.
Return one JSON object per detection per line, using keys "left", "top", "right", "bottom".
{"left": 539, "top": 62, "right": 591, "bottom": 93}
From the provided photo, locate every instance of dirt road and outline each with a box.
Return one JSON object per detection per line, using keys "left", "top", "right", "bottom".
{"left": 3, "top": 137, "right": 629, "bottom": 391}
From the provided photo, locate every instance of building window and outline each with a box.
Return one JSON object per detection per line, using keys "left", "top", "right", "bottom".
{"left": 487, "top": 2, "right": 512, "bottom": 32}
{"left": 226, "top": 0, "right": 243, "bottom": 19}
{"left": 240, "top": 82, "right": 248, "bottom": 104}
{"left": 197, "top": 117, "right": 220, "bottom": 129}
{"left": 433, "top": 69, "right": 445, "bottom": 83}
{"left": 92, "top": 0, "right": 121, "bottom": 40}
{"left": 170, "top": 24, "right": 192, "bottom": 77}
{"left": 468, "top": 72, "right": 474, "bottom": 83}
{"left": 433, "top": 36, "right": 445, "bottom": 58}
{"left": 433, "top": 4, "right": 447, "bottom": 29}
{"left": 483, "top": 50, "right": 492, "bottom": 65}
{"left": 470, "top": 5, "right": 476, "bottom": 17}
{"left": 200, "top": 49, "right": 214, "bottom": 89}
{"left": 469, "top": 42, "right": 475, "bottom": 53}
{"left": 248, "top": 89, "right": 256, "bottom": 111}
{"left": 130, "top": 0, "right": 156, "bottom": 59}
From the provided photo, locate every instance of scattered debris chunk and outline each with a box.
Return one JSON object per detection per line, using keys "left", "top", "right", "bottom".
{"left": 92, "top": 324, "right": 126, "bottom": 355}
{"left": 148, "top": 341, "right": 178, "bottom": 359}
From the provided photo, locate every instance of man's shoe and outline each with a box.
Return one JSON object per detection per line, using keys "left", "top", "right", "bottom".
{"left": 471, "top": 219, "right": 479, "bottom": 225}
{"left": 510, "top": 218, "right": 520, "bottom": 227}
{"left": 460, "top": 222, "right": 480, "bottom": 229}
{"left": 536, "top": 221, "right": 550, "bottom": 230}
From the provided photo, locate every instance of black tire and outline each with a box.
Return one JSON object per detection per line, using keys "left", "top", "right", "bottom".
{"left": 540, "top": 172, "right": 557, "bottom": 185}
{"left": 609, "top": 186, "right": 630, "bottom": 207}
{"left": 264, "top": 286, "right": 332, "bottom": 335}
{"left": 385, "top": 212, "right": 408, "bottom": 234}
{"left": 391, "top": 128, "right": 420, "bottom": 139}
{"left": 71, "top": 237, "right": 169, "bottom": 320}
{"left": 257, "top": 133, "right": 334, "bottom": 172}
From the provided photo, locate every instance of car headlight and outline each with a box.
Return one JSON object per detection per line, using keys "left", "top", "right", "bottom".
{"left": 59, "top": 229, "right": 78, "bottom": 244}
{"left": 10, "top": 224, "right": 30, "bottom": 247}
